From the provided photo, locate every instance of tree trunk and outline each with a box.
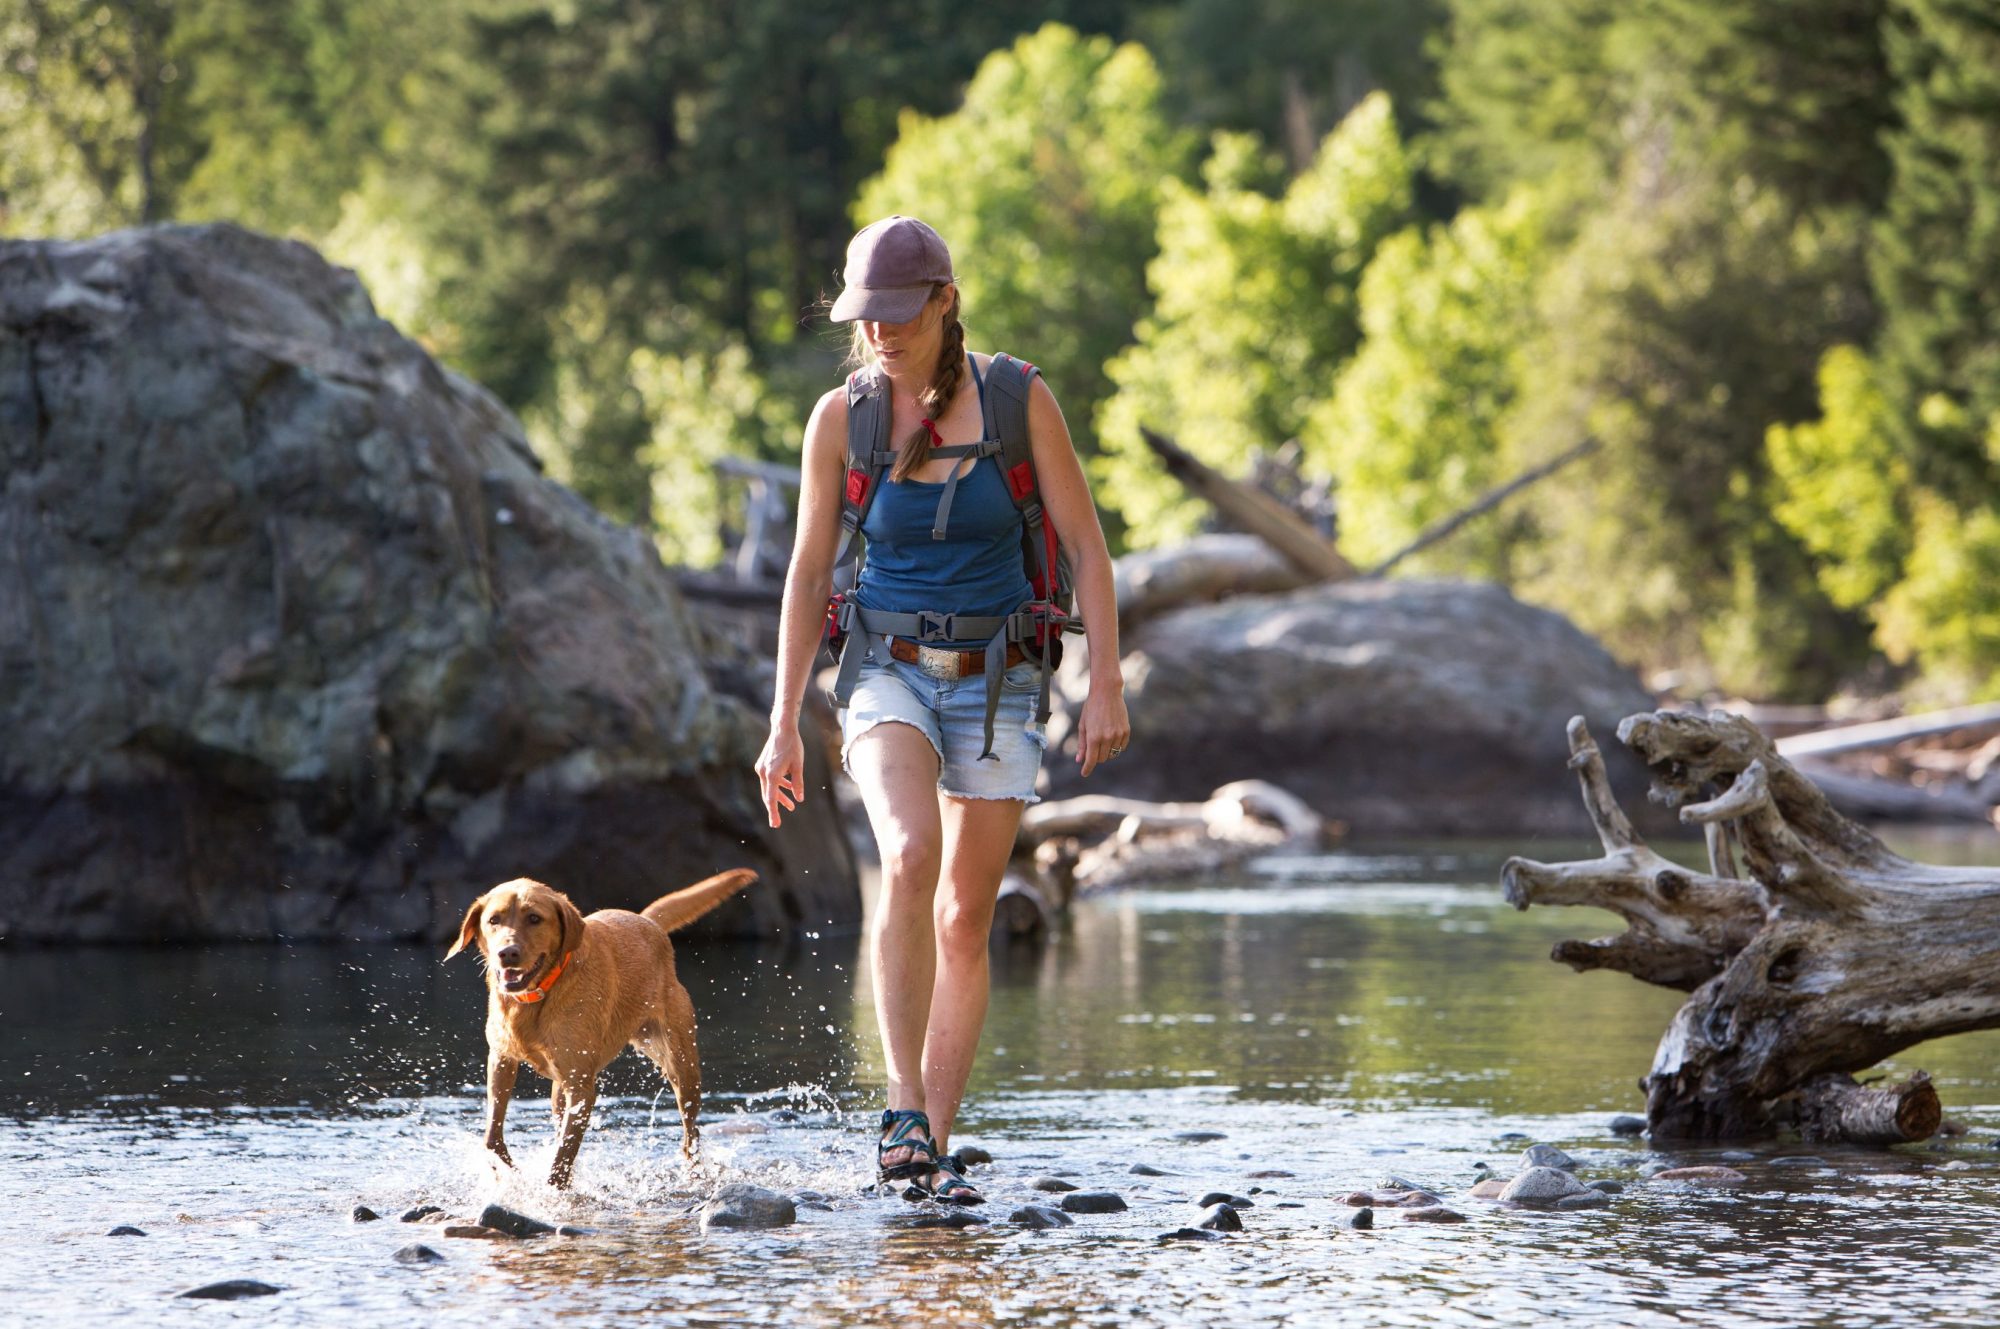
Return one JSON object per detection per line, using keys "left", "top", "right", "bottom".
{"left": 1502, "top": 711, "right": 2000, "bottom": 1144}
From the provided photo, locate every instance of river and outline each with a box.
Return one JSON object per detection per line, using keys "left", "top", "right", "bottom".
{"left": 6, "top": 837, "right": 1998, "bottom": 1326}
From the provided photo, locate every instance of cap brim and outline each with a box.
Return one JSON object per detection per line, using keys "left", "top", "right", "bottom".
{"left": 829, "top": 283, "right": 933, "bottom": 324}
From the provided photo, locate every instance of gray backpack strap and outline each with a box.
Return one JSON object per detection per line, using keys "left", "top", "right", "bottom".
{"left": 827, "top": 368, "right": 894, "bottom": 710}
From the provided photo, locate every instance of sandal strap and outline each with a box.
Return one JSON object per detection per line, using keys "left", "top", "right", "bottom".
{"left": 877, "top": 1108, "right": 936, "bottom": 1161}
{"left": 928, "top": 1155, "right": 982, "bottom": 1200}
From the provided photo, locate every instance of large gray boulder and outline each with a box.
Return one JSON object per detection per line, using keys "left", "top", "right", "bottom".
{"left": 1044, "top": 577, "right": 1657, "bottom": 835}
{"left": 0, "top": 224, "right": 855, "bottom": 943}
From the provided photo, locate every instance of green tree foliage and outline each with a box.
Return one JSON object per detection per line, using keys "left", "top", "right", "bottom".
{"left": 1868, "top": 0, "right": 2000, "bottom": 491}
{"left": 1877, "top": 487, "right": 2000, "bottom": 699}
{"left": 854, "top": 22, "right": 1191, "bottom": 464}
{"left": 1133, "top": 0, "right": 1442, "bottom": 169}
{"left": 1766, "top": 346, "right": 1910, "bottom": 610}
{"left": 1094, "top": 93, "right": 1411, "bottom": 546}
{"left": 0, "top": 0, "right": 426, "bottom": 235}
{"left": 1499, "top": 171, "right": 1872, "bottom": 696}
{"left": 1306, "top": 187, "right": 1551, "bottom": 575}
{"left": 1432, "top": 0, "right": 1892, "bottom": 217}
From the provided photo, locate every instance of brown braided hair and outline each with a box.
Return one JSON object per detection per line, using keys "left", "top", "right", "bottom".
{"left": 844, "top": 284, "right": 966, "bottom": 483}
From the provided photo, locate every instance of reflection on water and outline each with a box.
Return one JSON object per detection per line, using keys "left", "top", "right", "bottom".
{"left": 4, "top": 839, "right": 1999, "bottom": 1327}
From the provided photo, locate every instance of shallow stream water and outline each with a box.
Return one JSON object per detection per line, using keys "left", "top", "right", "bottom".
{"left": 6, "top": 838, "right": 2000, "bottom": 1326}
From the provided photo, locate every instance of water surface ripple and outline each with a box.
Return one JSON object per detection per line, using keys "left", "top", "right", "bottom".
{"left": 6, "top": 839, "right": 1998, "bottom": 1327}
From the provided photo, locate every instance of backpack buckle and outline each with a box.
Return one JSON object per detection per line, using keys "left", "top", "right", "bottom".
{"left": 916, "top": 610, "right": 957, "bottom": 642}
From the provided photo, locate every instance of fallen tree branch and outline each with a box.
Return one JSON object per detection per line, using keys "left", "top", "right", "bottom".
{"left": 1137, "top": 427, "right": 1355, "bottom": 582}
{"left": 1366, "top": 438, "right": 1600, "bottom": 577}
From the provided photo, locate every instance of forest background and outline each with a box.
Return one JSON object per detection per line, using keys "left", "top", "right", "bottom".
{"left": 4, "top": 0, "right": 1996, "bottom": 704}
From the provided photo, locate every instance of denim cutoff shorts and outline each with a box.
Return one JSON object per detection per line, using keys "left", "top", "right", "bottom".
{"left": 839, "top": 650, "right": 1047, "bottom": 803}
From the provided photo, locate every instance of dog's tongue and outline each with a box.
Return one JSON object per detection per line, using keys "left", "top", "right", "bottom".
{"left": 500, "top": 967, "right": 528, "bottom": 989}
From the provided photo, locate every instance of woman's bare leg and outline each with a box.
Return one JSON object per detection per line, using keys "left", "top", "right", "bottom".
{"left": 847, "top": 722, "right": 944, "bottom": 1167}
{"left": 922, "top": 794, "right": 1026, "bottom": 1154}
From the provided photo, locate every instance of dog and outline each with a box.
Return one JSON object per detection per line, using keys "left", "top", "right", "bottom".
{"left": 445, "top": 869, "right": 757, "bottom": 1188}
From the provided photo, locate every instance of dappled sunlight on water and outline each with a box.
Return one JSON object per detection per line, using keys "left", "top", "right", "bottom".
{"left": 6, "top": 838, "right": 2000, "bottom": 1325}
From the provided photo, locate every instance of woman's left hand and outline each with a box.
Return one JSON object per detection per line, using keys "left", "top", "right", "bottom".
{"left": 1074, "top": 685, "right": 1131, "bottom": 778}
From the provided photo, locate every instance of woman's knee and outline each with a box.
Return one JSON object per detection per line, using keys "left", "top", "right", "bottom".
{"left": 876, "top": 826, "right": 943, "bottom": 895}
{"left": 933, "top": 891, "right": 996, "bottom": 961}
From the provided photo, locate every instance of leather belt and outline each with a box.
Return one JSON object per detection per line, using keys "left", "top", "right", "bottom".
{"left": 889, "top": 638, "right": 1028, "bottom": 680}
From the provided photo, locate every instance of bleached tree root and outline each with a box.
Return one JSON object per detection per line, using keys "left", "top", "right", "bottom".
{"left": 1504, "top": 711, "right": 2000, "bottom": 1144}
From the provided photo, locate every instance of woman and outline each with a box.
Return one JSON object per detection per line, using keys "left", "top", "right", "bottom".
{"left": 756, "top": 215, "right": 1129, "bottom": 1205}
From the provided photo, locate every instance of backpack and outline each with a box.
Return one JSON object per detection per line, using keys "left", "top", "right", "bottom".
{"left": 823, "top": 352, "right": 1080, "bottom": 760}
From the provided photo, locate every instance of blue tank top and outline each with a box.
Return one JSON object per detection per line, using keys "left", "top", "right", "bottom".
{"left": 852, "top": 431, "right": 1033, "bottom": 626}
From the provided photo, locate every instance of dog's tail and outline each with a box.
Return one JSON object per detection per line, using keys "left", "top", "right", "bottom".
{"left": 641, "top": 868, "right": 759, "bottom": 933}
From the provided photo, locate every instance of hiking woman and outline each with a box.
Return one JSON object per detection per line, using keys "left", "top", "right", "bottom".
{"left": 756, "top": 215, "right": 1128, "bottom": 1205}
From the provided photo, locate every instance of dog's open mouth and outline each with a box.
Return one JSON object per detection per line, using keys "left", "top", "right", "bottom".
{"left": 498, "top": 956, "right": 546, "bottom": 994}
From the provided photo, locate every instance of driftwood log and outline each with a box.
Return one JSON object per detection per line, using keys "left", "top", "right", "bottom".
{"left": 1502, "top": 711, "right": 2000, "bottom": 1144}
{"left": 994, "top": 780, "right": 1329, "bottom": 936}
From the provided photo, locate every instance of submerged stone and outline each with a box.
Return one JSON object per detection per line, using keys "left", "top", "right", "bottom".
{"left": 1401, "top": 1208, "right": 1467, "bottom": 1224}
{"left": 1195, "top": 1192, "right": 1254, "bottom": 1210}
{"left": 1030, "top": 1176, "right": 1080, "bottom": 1193}
{"left": 179, "top": 1281, "right": 282, "bottom": 1300}
{"left": 1129, "top": 1163, "right": 1169, "bottom": 1176}
{"left": 1059, "top": 1191, "right": 1128, "bottom": 1214}
{"left": 1556, "top": 1191, "right": 1611, "bottom": 1211}
{"left": 1173, "top": 1131, "right": 1227, "bottom": 1144}
{"left": 1609, "top": 1115, "right": 1647, "bottom": 1136}
{"left": 1195, "top": 1203, "right": 1243, "bottom": 1232}
{"left": 1652, "top": 1166, "right": 1747, "bottom": 1185}
{"left": 394, "top": 1244, "right": 445, "bottom": 1265}
{"left": 1350, "top": 1208, "right": 1374, "bottom": 1230}
{"left": 106, "top": 1226, "right": 146, "bottom": 1237}
{"left": 1521, "top": 1145, "right": 1579, "bottom": 1172}
{"left": 1008, "top": 1205, "right": 1074, "bottom": 1230}
{"left": 1159, "top": 1227, "right": 1225, "bottom": 1242}
{"left": 401, "top": 1206, "right": 446, "bottom": 1223}
{"left": 701, "top": 1184, "right": 798, "bottom": 1231}
{"left": 950, "top": 1145, "right": 994, "bottom": 1167}
{"left": 1498, "top": 1167, "right": 1591, "bottom": 1204}
{"left": 478, "top": 1204, "right": 555, "bottom": 1237}
{"left": 351, "top": 1205, "right": 381, "bottom": 1223}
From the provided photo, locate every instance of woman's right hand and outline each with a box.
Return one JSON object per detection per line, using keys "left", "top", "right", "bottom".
{"left": 755, "top": 723, "right": 807, "bottom": 828}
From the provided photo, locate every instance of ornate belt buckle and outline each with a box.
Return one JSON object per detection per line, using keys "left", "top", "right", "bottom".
{"left": 914, "top": 643, "right": 963, "bottom": 681}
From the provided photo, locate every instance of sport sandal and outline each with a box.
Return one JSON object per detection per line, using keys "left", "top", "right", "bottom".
{"left": 877, "top": 1108, "right": 936, "bottom": 1185}
{"left": 905, "top": 1152, "right": 986, "bottom": 1207}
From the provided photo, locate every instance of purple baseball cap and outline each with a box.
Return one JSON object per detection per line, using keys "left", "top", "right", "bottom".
{"left": 829, "top": 216, "right": 954, "bottom": 324}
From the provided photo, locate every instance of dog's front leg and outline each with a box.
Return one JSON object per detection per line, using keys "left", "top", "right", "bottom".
{"left": 547, "top": 1074, "right": 598, "bottom": 1189}
{"left": 484, "top": 1050, "right": 521, "bottom": 1169}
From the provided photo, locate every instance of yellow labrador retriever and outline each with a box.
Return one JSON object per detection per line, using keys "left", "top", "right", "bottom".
{"left": 446, "top": 869, "right": 756, "bottom": 1188}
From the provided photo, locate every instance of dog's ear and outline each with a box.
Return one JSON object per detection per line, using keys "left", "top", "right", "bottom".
{"left": 554, "top": 890, "right": 585, "bottom": 958}
{"left": 445, "top": 892, "right": 488, "bottom": 960}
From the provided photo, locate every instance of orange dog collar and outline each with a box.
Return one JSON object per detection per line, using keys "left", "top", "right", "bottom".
{"left": 511, "top": 951, "right": 572, "bottom": 1004}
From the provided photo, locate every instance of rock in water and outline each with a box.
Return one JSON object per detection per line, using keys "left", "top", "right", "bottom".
{"left": 1159, "top": 1227, "right": 1225, "bottom": 1242}
{"left": 0, "top": 224, "right": 856, "bottom": 944}
{"left": 1651, "top": 1166, "right": 1747, "bottom": 1185}
{"left": 950, "top": 1145, "right": 993, "bottom": 1167}
{"left": 1008, "top": 1206, "right": 1075, "bottom": 1230}
{"left": 1194, "top": 1192, "right": 1254, "bottom": 1210}
{"left": 1030, "top": 1176, "right": 1080, "bottom": 1193}
{"left": 910, "top": 1211, "right": 987, "bottom": 1229}
{"left": 1521, "top": 1144, "right": 1579, "bottom": 1172}
{"left": 1129, "top": 1163, "right": 1169, "bottom": 1176}
{"left": 1609, "top": 1115, "right": 1647, "bottom": 1136}
{"left": 393, "top": 1244, "right": 445, "bottom": 1265}
{"left": 1172, "top": 1131, "right": 1227, "bottom": 1144}
{"left": 1401, "top": 1208, "right": 1467, "bottom": 1224}
{"left": 478, "top": 1205, "right": 555, "bottom": 1238}
{"left": 1556, "top": 1191, "right": 1612, "bottom": 1210}
{"left": 351, "top": 1205, "right": 380, "bottom": 1223}
{"left": 1059, "top": 1191, "right": 1128, "bottom": 1215}
{"left": 1041, "top": 579, "right": 1657, "bottom": 836}
{"left": 401, "top": 1206, "right": 446, "bottom": 1223}
{"left": 179, "top": 1281, "right": 282, "bottom": 1300}
{"left": 106, "top": 1226, "right": 147, "bottom": 1237}
{"left": 1195, "top": 1203, "right": 1243, "bottom": 1232}
{"left": 1498, "top": 1167, "right": 1592, "bottom": 1204}
{"left": 701, "top": 1184, "right": 798, "bottom": 1231}
{"left": 1350, "top": 1208, "right": 1374, "bottom": 1230}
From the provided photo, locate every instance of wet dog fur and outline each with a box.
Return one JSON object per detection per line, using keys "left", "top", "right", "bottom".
{"left": 445, "top": 869, "right": 757, "bottom": 1188}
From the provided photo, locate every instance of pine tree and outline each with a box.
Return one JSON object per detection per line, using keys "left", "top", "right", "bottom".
{"left": 1869, "top": 0, "right": 2000, "bottom": 493}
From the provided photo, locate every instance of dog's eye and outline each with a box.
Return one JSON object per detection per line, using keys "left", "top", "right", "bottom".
{"left": 525, "top": 913, "right": 541, "bottom": 925}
